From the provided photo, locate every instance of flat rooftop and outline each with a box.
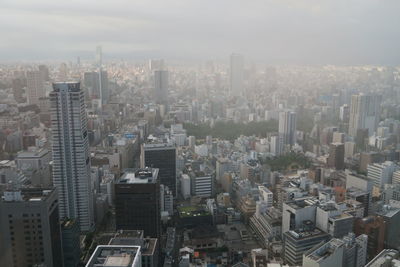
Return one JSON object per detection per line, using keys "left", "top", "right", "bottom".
{"left": 85, "top": 245, "right": 140, "bottom": 267}
{"left": 17, "top": 148, "right": 49, "bottom": 158}
{"left": 117, "top": 168, "right": 158, "bottom": 184}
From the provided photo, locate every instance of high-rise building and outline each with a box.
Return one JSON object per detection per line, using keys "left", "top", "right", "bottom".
{"left": 303, "top": 233, "right": 367, "bottom": 267}
{"left": 279, "top": 110, "right": 297, "bottom": 148}
{"left": 354, "top": 216, "right": 386, "bottom": 261}
{"left": 270, "top": 134, "right": 283, "bottom": 156}
{"left": 327, "top": 143, "right": 345, "bottom": 170}
{"left": 190, "top": 173, "right": 213, "bottom": 198}
{"left": 26, "top": 70, "right": 45, "bottom": 105}
{"left": 38, "top": 64, "right": 50, "bottom": 81}
{"left": 83, "top": 71, "right": 109, "bottom": 103}
{"left": 154, "top": 70, "right": 169, "bottom": 106}
{"left": 348, "top": 94, "right": 382, "bottom": 137}
{"left": 115, "top": 168, "right": 161, "bottom": 238}
{"left": 0, "top": 188, "right": 63, "bottom": 267}
{"left": 230, "top": 53, "right": 244, "bottom": 96}
{"left": 50, "top": 82, "right": 94, "bottom": 232}
{"left": 96, "top": 45, "right": 102, "bottom": 66}
{"left": 141, "top": 143, "right": 176, "bottom": 196}
{"left": 282, "top": 198, "right": 317, "bottom": 234}
{"left": 61, "top": 219, "right": 81, "bottom": 267}
{"left": 283, "top": 225, "right": 330, "bottom": 266}
{"left": 367, "top": 161, "right": 399, "bottom": 188}
{"left": 12, "top": 77, "right": 26, "bottom": 103}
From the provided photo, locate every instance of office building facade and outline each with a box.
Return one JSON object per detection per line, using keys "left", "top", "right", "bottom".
{"left": 141, "top": 143, "right": 177, "bottom": 196}
{"left": 0, "top": 188, "right": 63, "bottom": 267}
{"left": 50, "top": 82, "right": 94, "bottom": 232}
{"left": 115, "top": 168, "right": 161, "bottom": 238}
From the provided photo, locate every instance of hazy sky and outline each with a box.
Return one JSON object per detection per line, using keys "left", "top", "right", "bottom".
{"left": 1, "top": 0, "right": 400, "bottom": 64}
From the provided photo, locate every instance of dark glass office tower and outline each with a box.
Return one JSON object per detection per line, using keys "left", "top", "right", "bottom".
{"left": 115, "top": 168, "right": 161, "bottom": 238}
{"left": 141, "top": 143, "right": 177, "bottom": 196}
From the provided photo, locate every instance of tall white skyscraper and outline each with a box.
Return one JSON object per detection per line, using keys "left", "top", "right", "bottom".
{"left": 50, "top": 82, "right": 94, "bottom": 232}
{"left": 154, "top": 70, "right": 169, "bottom": 106}
{"left": 229, "top": 53, "right": 244, "bottom": 96}
{"left": 348, "top": 94, "right": 382, "bottom": 137}
{"left": 26, "top": 70, "right": 45, "bottom": 105}
{"left": 279, "top": 110, "right": 297, "bottom": 147}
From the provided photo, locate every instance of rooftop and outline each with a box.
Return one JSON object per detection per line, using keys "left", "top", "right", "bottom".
{"left": 117, "top": 168, "right": 158, "bottom": 184}
{"left": 178, "top": 206, "right": 211, "bottom": 218}
{"left": 16, "top": 148, "right": 49, "bottom": 158}
{"left": 85, "top": 245, "right": 140, "bottom": 267}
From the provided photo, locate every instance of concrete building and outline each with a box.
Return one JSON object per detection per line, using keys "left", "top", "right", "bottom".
{"left": 0, "top": 188, "right": 63, "bottom": 267}
{"left": 303, "top": 233, "right": 367, "bottom": 267}
{"left": 367, "top": 161, "right": 399, "bottom": 188}
{"left": 327, "top": 143, "right": 345, "bottom": 170}
{"left": 303, "top": 238, "right": 344, "bottom": 267}
{"left": 109, "top": 230, "right": 159, "bottom": 267}
{"left": 27, "top": 70, "right": 45, "bottom": 105}
{"left": 365, "top": 249, "right": 400, "bottom": 267}
{"left": 181, "top": 174, "right": 191, "bottom": 199}
{"left": 86, "top": 245, "right": 141, "bottom": 267}
{"left": 50, "top": 82, "right": 94, "bottom": 232}
{"left": 191, "top": 173, "right": 213, "bottom": 198}
{"left": 15, "top": 148, "right": 52, "bottom": 186}
{"left": 283, "top": 225, "right": 330, "bottom": 266}
{"left": 282, "top": 198, "right": 317, "bottom": 234}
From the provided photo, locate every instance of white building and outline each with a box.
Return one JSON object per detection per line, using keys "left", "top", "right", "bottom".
{"left": 303, "top": 233, "right": 367, "bottom": 267}
{"left": 191, "top": 174, "right": 213, "bottom": 198}
{"left": 279, "top": 110, "right": 297, "bottom": 147}
{"left": 50, "top": 82, "right": 94, "bottom": 232}
{"left": 86, "top": 245, "right": 141, "bottom": 267}
{"left": 181, "top": 174, "right": 191, "bottom": 199}
{"left": 367, "top": 161, "right": 399, "bottom": 188}
{"left": 348, "top": 94, "right": 382, "bottom": 137}
{"left": 258, "top": 186, "right": 273, "bottom": 208}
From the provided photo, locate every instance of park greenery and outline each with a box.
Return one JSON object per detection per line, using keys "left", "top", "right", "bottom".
{"left": 184, "top": 120, "right": 278, "bottom": 140}
{"left": 261, "top": 152, "right": 311, "bottom": 171}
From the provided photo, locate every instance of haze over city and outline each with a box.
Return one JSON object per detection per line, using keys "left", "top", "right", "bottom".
{"left": 1, "top": 1, "right": 400, "bottom": 267}
{"left": 1, "top": 0, "right": 400, "bottom": 63}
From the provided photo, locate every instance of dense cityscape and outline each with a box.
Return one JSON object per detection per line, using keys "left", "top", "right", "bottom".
{"left": 2, "top": 1, "right": 400, "bottom": 267}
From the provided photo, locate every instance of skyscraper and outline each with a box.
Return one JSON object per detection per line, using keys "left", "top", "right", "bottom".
{"left": 38, "top": 64, "right": 50, "bottom": 81}
{"left": 50, "top": 82, "right": 94, "bottom": 232}
{"left": 83, "top": 70, "right": 109, "bottom": 103}
{"left": 141, "top": 143, "right": 177, "bottom": 196}
{"left": 115, "top": 168, "right": 161, "bottom": 238}
{"left": 327, "top": 142, "right": 345, "bottom": 170}
{"left": 348, "top": 94, "right": 382, "bottom": 137}
{"left": 154, "top": 70, "right": 169, "bottom": 106}
{"left": 229, "top": 53, "right": 244, "bottom": 96}
{"left": 279, "top": 110, "right": 297, "bottom": 148}
{"left": 96, "top": 45, "right": 102, "bottom": 66}
{"left": 0, "top": 188, "right": 63, "bottom": 267}
{"left": 26, "top": 70, "right": 45, "bottom": 105}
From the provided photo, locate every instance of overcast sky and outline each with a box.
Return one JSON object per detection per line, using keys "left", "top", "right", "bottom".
{"left": 1, "top": 0, "right": 400, "bottom": 64}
